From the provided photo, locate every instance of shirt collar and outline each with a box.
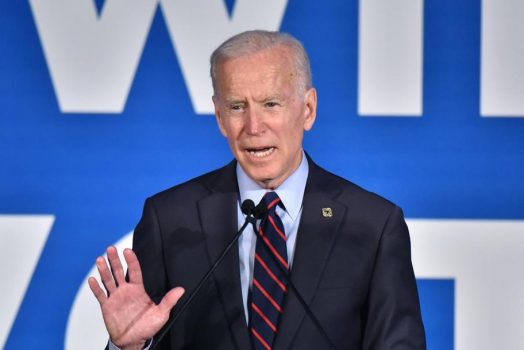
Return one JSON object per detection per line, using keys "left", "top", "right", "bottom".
{"left": 236, "top": 151, "right": 309, "bottom": 222}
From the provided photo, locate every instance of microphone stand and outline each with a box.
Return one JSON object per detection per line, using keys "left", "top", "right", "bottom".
{"left": 150, "top": 200, "right": 336, "bottom": 350}
{"left": 150, "top": 201, "right": 257, "bottom": 349}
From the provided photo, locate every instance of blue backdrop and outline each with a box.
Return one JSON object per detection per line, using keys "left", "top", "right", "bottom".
{"left": 1, "top": 1, "right": 523, "bottom": 349}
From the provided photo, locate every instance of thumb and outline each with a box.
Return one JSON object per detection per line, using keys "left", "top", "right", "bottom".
{"left": 158, "top": 287, "right": 185, "bottom": 314}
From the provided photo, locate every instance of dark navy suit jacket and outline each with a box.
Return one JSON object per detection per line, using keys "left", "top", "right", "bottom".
{"left": 133, "top": 157, "right": 426, "bottom": 349}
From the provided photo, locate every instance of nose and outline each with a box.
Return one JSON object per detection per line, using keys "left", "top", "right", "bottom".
{"left": 245, "top": 107, "right": 265, "bottom": 135}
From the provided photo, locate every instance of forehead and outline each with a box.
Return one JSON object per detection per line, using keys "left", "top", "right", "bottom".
{"left": 214, "top": 46, "right": 298, "bottom": 97}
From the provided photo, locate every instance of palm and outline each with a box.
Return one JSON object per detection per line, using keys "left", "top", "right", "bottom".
{"left": 89, "top": 247, "right": 184, "bottom": 350}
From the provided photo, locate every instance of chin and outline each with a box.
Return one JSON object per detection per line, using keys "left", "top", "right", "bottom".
{"left": 247, "top": 170, "right": 277, "bottom": 187}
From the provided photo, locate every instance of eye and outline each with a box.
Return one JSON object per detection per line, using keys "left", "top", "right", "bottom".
{"left": 229, "top": 104, "right": 244, "bottom": 111}
{"left": 265, "top": 101, "right": 280, "bottom": 108}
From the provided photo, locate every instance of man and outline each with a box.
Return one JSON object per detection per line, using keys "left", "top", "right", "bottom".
{"left": 89, "top": 30, "right": 426, "bottom": 350}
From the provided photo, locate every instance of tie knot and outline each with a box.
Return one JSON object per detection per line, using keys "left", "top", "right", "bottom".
{"left": 262, "top": 191, "right": 281, "bottom": 211}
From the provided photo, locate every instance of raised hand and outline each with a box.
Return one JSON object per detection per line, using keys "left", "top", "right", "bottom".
{"left": 89, "top": 246, "right": 184, "bottom": 350}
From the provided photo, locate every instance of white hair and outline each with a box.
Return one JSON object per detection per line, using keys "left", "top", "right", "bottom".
{"left": 210, "top": 30, "right": 312, "bottom": 95}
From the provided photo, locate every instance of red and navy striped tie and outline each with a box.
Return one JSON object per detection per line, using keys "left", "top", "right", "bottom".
{"left": 250, "top": 192, "right": 289, "bottom": 350}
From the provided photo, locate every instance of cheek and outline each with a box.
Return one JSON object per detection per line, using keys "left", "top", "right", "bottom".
{"left": 287, "top": 130, "right": 305, "bottom": 157}
{"left": 283, "top": 123, "right": 304, "bottom": 144}
{"left": 218, "top": 123, "right": 228, "bottom": 138}
{"left": 216, "top": 115, "right": 228, "bottom": 137}
{"left": 220, "top": 119, "right": 240, "bottom": 139}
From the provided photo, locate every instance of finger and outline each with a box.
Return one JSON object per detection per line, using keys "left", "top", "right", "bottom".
{"left": 88, "top": 276, "right": 107, "bottom": 304}
{"left": 107, "top": 246, "right": 126, "bottom": 286}
{"left": 158, "top": 287, "right": 185, "bottom": 315}
{"left": 124, "top": 248, "right": 143, "bottom": 285}
{"left": 96, "top": 255, "right": 117, "bottom": 294}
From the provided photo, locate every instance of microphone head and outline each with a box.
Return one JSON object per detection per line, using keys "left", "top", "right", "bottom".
{"left": 253, "top": 202, "right": 268, "bottom": 220}
{"left": 241, "top": 199, "right": 255, "bottom": 216}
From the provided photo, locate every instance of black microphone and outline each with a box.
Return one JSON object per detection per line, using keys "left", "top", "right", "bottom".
{"left": 150, "top": 199, "right": 257, "bottom": 349}
{"left": 253, "top": 200, "right": 267, "bottom": 220}
{"left": 252, "top": 208, "right": 337, "bottom": 350}
{"left": 241, "top": 198, "right": 257, "bottom": 221}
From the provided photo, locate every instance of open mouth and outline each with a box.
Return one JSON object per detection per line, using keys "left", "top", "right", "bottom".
{"left": 246, "top": 147, "right": 275, "bottom": 158}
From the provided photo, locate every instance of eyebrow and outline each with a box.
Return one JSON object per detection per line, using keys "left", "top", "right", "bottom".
{"left": 224, "top": 98, "right": 247, "bottom": 105}
{"left": 223, "top": 93, "right": 287, "bottom": 105}
{"left": 259, "top": 94, "right": 285, "bottom": 103}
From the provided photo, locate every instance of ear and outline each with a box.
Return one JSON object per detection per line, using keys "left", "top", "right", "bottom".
{"left": 302, "top": 87, "right": 317, "bottom": 131}
{"left": 213, "top": 95, "right": 228, "bottom": 137}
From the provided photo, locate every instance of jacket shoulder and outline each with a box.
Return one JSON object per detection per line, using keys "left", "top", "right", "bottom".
{"left": 147, "top": 160, "right": 237, "bottom": 210}
{"left": 309, "top": 160, "right": 401, "bottom": 216}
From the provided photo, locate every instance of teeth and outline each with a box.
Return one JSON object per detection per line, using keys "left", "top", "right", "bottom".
{"left": 248, "top": 147, "right": 275, "bottom": 158}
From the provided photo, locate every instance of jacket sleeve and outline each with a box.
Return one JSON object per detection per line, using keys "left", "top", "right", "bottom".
{"left": 132, "top": 197, "right": 172, "bottom": 350}
{"left": 361, "top": 206, "right": 426, "bottom": 350}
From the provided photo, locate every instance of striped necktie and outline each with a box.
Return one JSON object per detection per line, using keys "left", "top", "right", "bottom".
{"left": 250, "top": 191, "right": 289, "bottom": 350}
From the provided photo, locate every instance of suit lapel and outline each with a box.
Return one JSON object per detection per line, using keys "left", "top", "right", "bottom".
{"left": 274, "top": 162, "right": 347, "bottom": 350}
{"left": 197, "top": 163, "right": 252, "bottom": 350}
{"left": 194, "top": 158, "right": 344, "bottom": 349}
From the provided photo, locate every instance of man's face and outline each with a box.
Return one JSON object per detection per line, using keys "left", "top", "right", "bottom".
{"left": 213, "top": 45, "right": 317, "bottom": 189}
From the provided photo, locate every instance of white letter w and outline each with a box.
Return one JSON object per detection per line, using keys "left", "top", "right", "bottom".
{"left": 30, "top": 0, "right": 288, "bottom": 114}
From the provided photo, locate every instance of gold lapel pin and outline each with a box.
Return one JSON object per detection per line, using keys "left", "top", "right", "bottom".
{"left": 322, "top": 208, "right": 333, "bottom": 218}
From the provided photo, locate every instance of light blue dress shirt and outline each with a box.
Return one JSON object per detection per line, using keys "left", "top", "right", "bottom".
{"left": 110, "top": 153, "right": 309, "bottom": 349}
